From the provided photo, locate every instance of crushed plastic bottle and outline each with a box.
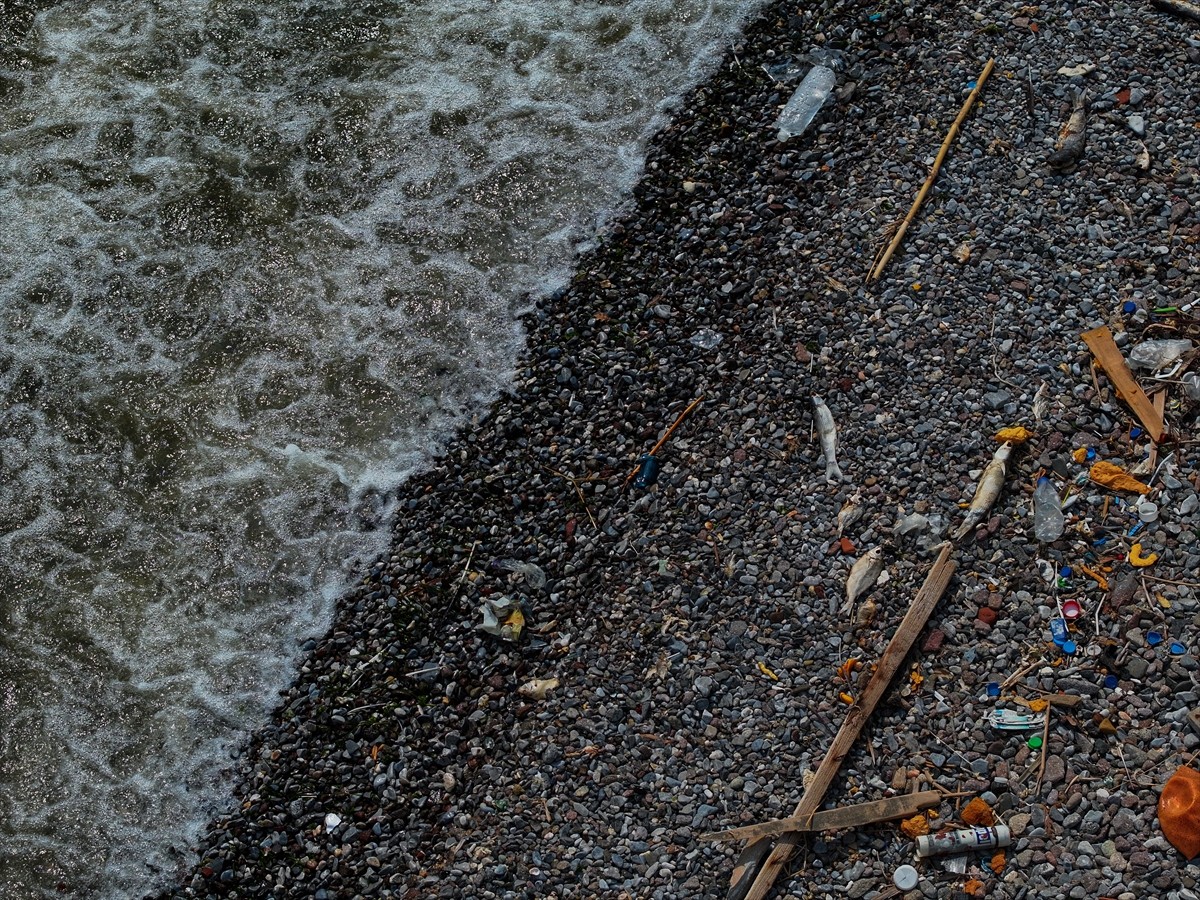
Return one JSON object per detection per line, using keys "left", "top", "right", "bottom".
{"left": 1032, "top": 477, "right": 1065, "bottom": 542}
{"left": 1128, "top": 338, "right": 1193, "bottom": 373}
{"left": 776, "top": 65, "right": 836, "bottom": 141}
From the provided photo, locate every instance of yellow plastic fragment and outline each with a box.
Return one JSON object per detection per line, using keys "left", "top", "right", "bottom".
{"left": 1157, "top": 592, "right": 1172, "bottom": 609}
{"left": 757, "top": 661, "right": 779, "bottom": 681}
{"left": 1073, "top": 447, "right": 1089, "bottom": 463}
{"left": 1129, "top": 543, "right": 1158, "bottom": 567}
{"left": 1028, "top": 699, "right": 1049, "bottom": 713}
{"left": 900, "top": 813, "right": 930, "bottom": 839}
{"left": 1089, "top": 461, "right": 1151, "bottom": 495}
{"left": 995, "top": 426, "right": 1033, "bottom": 444}
{"left": 838, "top": 691, "right": 856, "bottom": 705}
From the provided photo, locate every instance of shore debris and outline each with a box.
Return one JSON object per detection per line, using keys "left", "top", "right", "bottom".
{"left": 1150, "top": 0, "right": 1200, "bottom": 21}
{"left": 1081, "top": 326, "right": 1167, "bottom": 441}
{"left": 953, "top": 442, "right": 1013, "bottom": 539}
{"left": 700, "top": 791, "right": 943, "bottom": 843}
{"left": 726, "top": 544, "right": 956, "bottom": 900}
{"left": 812, "top": 396, "right": 845, "bottom": 482}
{"left": 915, "top": 825, "right": 1011, "bottom": 859}
{"left": 869, "top": 58, "right": 995, "bottom": 281}
{"left": 1089, "top": 460, "right": 1152, "bottom": 495}
{"left": 844, "top": 546, "right": 885, "bottom": 614}
{"left": 624, "top": 396, "right": 704, "bottom": 489}
{"left": 837, "top": 489, "right": 865, "bottom": 535}
{"left": 477, "top": 596, "right": 525, "bottom": 641}
{"left": 1048, "top": 90, "right": 1088, "bottom": 169}
{"left": 1160, "top": 767, "right": 1200, "bottom": 858}
{"left": 517, "top": 677, "right": 560, "bottom": 700}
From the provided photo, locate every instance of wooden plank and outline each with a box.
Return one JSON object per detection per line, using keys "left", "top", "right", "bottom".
{"left": 727, "top": 543, "right": 957, "bottom": 900}
{"left": 1045, "top": 693, "right": 1083, "bottom": 710}
{"left": 1080, "top": 326, "right": 1166, "bottom": 442}
{"left": 1148, "top": 388, "right": 1168, "bottom": 471}
{"left": 701, "top": 791, "right": 943, "bottom": 844}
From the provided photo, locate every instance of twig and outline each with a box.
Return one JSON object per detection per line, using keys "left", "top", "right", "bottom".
{"left": 1142, "top": 575, "right": 1200, "bottom": 588}
{"left": 538, "top": 461, "right": 600, "bottom": 529}
{"left": 1033, "top": 706, "right": 1052, "bottom": 795}
{"left": 1150, "top": 0, "right": 1200, "bottom": 20}
{"left": 869, "top": 59, "right": 995, "bottom": 281}
{"left": 456, "top": 540, "right": 479, "bottom": 591}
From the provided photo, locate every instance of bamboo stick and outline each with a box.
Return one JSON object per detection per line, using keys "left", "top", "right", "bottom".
{"left": 868, "top": 59, "right": 995, "bottom": 282}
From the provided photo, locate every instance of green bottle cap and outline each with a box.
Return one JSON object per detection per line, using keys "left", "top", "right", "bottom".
{"left": 1028, "top": 735, "right": 1043, "bottom": 749}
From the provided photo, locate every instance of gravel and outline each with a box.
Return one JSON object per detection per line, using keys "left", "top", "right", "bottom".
{"left": 154, "top": 0, "right": 1200, "bottom": 898}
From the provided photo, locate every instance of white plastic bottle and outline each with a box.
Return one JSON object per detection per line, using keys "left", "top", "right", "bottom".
{"left": 776, "top": 65, "right": 836, "bottom": 141}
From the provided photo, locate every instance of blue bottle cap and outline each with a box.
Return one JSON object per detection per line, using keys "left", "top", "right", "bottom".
{"left": 1059, "top": 566, "right": 1072, "bottom": 579}
{"left": 1147, "top": 631, "right": 1164, "bottom": 647}
{"left": 1085, "top": 448, "right": 1097, "bottom": 461}
{"left": 1104, "top": 674, "right": 1119, "bottom": 689}
{"left": 1063, "top": 640, "right": 1077, "bottom": 655}
{"left": 1123, "top": 301, "right": 1137, "bottom": 314}
{"left": 1131, "top": 427, "right": 1143, "bottom": 439}
{"left": 1171, "top": 642, "right": 1187, "bottom": 656}
{"left": 986, "top": 682, "right": 1000, "bottom": 698}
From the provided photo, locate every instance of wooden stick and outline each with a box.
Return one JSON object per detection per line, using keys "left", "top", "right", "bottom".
{"left": 868, "top": 60, "right": 995, "bottom": 281}
{"left": 727, "top": 544, "right": 957, "bottom": 900}
{"left": 1150, "top": 0, "right": 1200, "bottom": 20}
{"left": 701, "top": 791, "right": 943, "bottom": 844}
{"left": 624, "top": 396, "right": 704, "bottom": 486}
{"left": 1081, "top": 326, "right": 1166, "bottom": 442}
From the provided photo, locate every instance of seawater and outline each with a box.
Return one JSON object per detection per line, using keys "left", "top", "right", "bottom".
{"left": 0, "top": 0, "right": 756, "bottom": 896}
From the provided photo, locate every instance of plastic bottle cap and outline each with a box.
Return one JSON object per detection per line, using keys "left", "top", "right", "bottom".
{"left": 1063, "top": 640, "right": 1077, "bottom": 655}
{"left": 1059, "top": 566, "right": 1073, "bottom": 579}
{"left": 1123, "top": 301, "right": 1137, "bottom": 314}
{"left": 1104, "top": 674, "right": 1119, "bottom": 689}
{"left": 986, "top": 682, "right": 1001, "bottom": 698}
{"left": 1148, "top": 631, "right": 1165, "bottom": 647}
{"left": 1028, "top": 735, "right": 1043, "bottom": 749}
{"left": 1137, "top": 501, "right": 1159, "bottom": 523}
{"left": 1061, "top": 599, "right": 1082, "bottom": 620}
{"left": 893, "top": 865, "right": 919, "bottom": 891}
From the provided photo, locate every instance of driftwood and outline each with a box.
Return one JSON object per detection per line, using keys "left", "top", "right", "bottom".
{"left": 1080, "top": 326, "right": 1167, "bottom": 442}
{"left": 726, "top": 543, "right": 958, "bottom": 900}
{"left": 1150, "top": 0, "right": 1200, "bottom": 20}
{"left": 701, "top": 791, "right": 942, "bottom": 844}
{"left": 868, "top": 60, "right": 995, "bottom": 281}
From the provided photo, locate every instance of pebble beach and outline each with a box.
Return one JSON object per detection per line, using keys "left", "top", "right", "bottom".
{"left": 158, "top": 0, "right": 1200, "bottom": 898}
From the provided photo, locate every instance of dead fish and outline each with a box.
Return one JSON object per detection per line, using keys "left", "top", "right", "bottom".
{"left": 518, "top": 677, "right": 560, "bottom": 700}
{"left": 812, "top": 396, "right": 844, "bottom": 482}
{"left": 837, "top": 489, "right": 865, "bottom": 536}
{"left": 844, "top": 546, "right": 885, "bottom": 614}
{"left": 953, "top": 442, "right": 1014, "bottom": 540}
{"left": 1048, "top": 91, "right": 1088, "bottom": 169}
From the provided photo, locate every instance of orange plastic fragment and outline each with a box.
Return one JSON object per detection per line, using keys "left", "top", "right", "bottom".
{"left": 990, "top": 850, "right": 1007, "bottom": 873}
{"left": 961, "top": 797, "right": 995, "bottom": 826}
{"left": 1160, "top": 766, "right": 1200, "bottom": 859}
{"left": 900, "top": 814, "right": 929, "bottom": 838}
{"left": 995, "top": 426, "right": 1033, "bottom": 444}
{"left": 1079, "top": 564, "right": 1109, "bottom": 591}
{"left": 1089, "top": 461, "right": 1151, "bottom": 495}
{"left": 964, "top": 878, "right": 985, "bottom": 896}
{"left": 838, "top": 691, "right": 855, "bottom": 705}
{"left": 1072, "top": 447, "right": 1089, "bottom": 463}
{"left": 1028, "top": 699, "right": 1049, "bottom": 713}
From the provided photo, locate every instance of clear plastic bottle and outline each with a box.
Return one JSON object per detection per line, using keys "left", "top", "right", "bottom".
{"left": 1032, "top": 476, "right": 1064, "bottom": 542}
{"left": 776, "top": 65, "right": 836, "bottom": 141}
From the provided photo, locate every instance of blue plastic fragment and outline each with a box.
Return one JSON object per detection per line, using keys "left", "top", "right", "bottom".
{"left": 1131, "top": 427, "right": 1144, "bottom": 439}
{"left": 1128, "top": 523, "right": 1145, "bottom": 538}
{"left": 633, "top": 454, "right": 660, "bottom": 489}
{"left": 1085, "top": 448, "right": 1097, "bottom": 461}
{"left": 986, "top": 682, "right": 1001, "bottom": 698}
{"left": 1147, "top": 631, "right": 1164, "bottom": 647}
{"left": 1104, "top": 674, "right": 1119, "bottom": 689}
{"left": 1171, "top": 642, "right": 1187, "bottom": 656}
{"left": 1050, "top": 618, "right": 1069, "bottom": 646}
{"left": 1063, "top": 640, "right": 1077, "bottom": 655}
{"left": 1059, "top": 566, "right": 1073, "bottom": 579}
{"left": 1123, "top": 301, "right": 1137, "bottom": 314}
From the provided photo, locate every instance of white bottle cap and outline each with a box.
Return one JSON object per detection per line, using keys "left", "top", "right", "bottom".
{"left": 893, "top": 864, "right": 919, "bottom": 890}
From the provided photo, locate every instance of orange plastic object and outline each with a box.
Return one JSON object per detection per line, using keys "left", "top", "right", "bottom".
{"left": 995, "top": 426, "right": 1032, "bottom": 444}
{"left": 1089, "top": 461, "right": 1151, "bottom": 494}
{"left": 961, "top": 797, "right": 995, "bottom": 826}
{"left": 1160, "top": 766, "right": 1200, "bottom": 858}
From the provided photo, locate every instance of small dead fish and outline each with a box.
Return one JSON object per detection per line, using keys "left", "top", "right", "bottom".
{"left": 1048, "top": 91, "right": 1088, "bottom": 169}
{"left": 837, "top": 489, "right": 865, "bottom": 536}
{"left": 812, "top": 396, "right": 844, "bottom": 482}
{"left": 518, "top": 677, "right": 560, "bottom": 700}
{"left": 953, "top": 442, "right": 1014, "bottom": 540}
{"left": 844, "top": 546, "right": 885, "bottom": 614}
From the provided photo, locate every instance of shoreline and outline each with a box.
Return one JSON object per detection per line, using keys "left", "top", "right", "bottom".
{"left": 159, "top": 0, "right": 1200, "bottom": 898}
